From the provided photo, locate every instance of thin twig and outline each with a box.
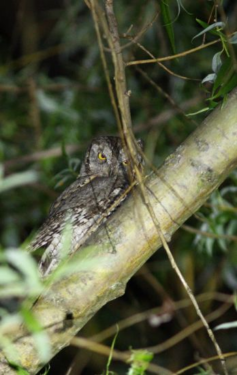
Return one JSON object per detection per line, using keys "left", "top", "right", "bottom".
{"left": 3, "top": 145, "right": 80, "bottom": 170}
{"left": 135, "top": 66, "right": 199, "bottom": 127}
{"left": 0, "top": 83, "right": 98, "bottom": 94}
{"left": 126, "top": 38, "right": 222, "bottom": 66}
{"left": 90, "top": 0, "right": 122, "bottom": 131}
{"left": 126, "top": 33, "right": 200, "bottom": 82}
{"left": 147, "top": 299, "right": 232, "bottom": 355}
{"left": 90, "top": 293, "right": 232, "bottom": 343}
{"left": 176, "top": 352, "right": 237, "bottom": 374}
{"left": 133, "top": 96, "right": 201, "bottom": 133}
{"left": 105, "top": 0, "right": 133, "bottom": 134}
{"left": 104, "top": 0, "right": 140, "bottom": 181}
{"left": 70, "top": 336, "right": 173, "bottom": 375}
{"left": 182, "top": 224, "right": 237, "bottom": 242}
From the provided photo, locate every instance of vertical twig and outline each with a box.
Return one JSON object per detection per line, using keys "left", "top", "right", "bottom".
{"left": 89, "top": 0, "right": 121, "bottom": 131}
{"left": 104, "top": 0, "right": 141, "bottom": 175}
{"left": 104, "top": 0, "right": 133, "bottom": 134}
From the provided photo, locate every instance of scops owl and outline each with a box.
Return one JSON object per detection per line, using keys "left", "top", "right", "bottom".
{"left": 31, "top": 136, "right": 143, "bottom": 276}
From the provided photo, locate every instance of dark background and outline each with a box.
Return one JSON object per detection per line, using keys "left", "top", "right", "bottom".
{"left": 1, "top": 0, "right": 237, "bottom": 374}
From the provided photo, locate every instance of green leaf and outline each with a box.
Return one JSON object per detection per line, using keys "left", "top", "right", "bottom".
{"left": 215, "top": 321, "right": 237, "bottom": 330}
{"left": 176, "top": 0, "right": 192, "bottom": 16}
{"left": 127, "top": 350, "right": 154, "bottom": 375}
{"left": 202, "top": 73, "right": 216, "bottom": 84}
{"left": 214, "top": 73, "right": 237, "bottom": 99}
{"left": 6, "top": 362, "right": 29, "bottom": 375}
{"left": 0, "top": 266, "right": 21, "bottom": 285}
{"left": 229, "top": 33, "right": 237, "bottom": 44}
{"left": 193, "top": 20, "right": 225, "bottom": 40}
{"left": 186, "top": 107, "right": 210, "bottom": 116}
{"left": 5, "top": 249, "right": 42, "bottom": 295}
{"left": 21, "top": 307, "right": 52, "bottom": 362}
{"left": 212, "top": 51, "right": 222, "bottom": 73}
{"left": 105, "top": 326, "right": 119, "bottom": 375}
{"left": 16, "top": 367, "right": 30, "bottom": 375}
{"left": 196, "top": 19, "right": 209, "bottom": 29}
{"left": 194, "top": 368, "right": 211, "bottom": 375}
{"left": 160, "top": 1, "right": 176, "bottom": 54}
{"left": 0, "top": 170, "right": 38, "bottom": 193}
{"left": 212, "top": 57, "right": 232, "bottom": 93}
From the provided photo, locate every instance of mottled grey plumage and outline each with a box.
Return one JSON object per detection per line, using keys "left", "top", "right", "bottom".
{"left": 31, "top": 136, "right": 143, "bottom": 276}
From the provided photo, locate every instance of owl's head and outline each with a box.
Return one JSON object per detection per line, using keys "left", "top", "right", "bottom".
{"left": 80, "top": 136, "right": 143, "bottom": 179}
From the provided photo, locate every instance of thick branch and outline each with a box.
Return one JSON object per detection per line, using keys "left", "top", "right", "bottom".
{"left": 0, "top": 89, "right": 237, "bottom": 374}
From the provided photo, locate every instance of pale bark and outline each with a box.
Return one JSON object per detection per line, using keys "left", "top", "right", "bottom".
{"left": 0, "top": 89, "right": 237, "bottom": 374}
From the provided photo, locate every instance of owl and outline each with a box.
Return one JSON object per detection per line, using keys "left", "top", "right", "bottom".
{"left": 31, "top": 136, "right": 143, "bottom": 276}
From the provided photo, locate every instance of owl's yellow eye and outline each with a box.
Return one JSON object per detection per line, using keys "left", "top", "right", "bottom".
{"left": 98, "top": 152, "right": 107, "bottom": 161}
{"left": 123, "top": 160, "right": 128, "bottom": 166}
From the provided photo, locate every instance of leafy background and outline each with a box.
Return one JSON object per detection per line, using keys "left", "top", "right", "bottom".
{"left": 0, "top": 0, "right": 237, "bottom": 374}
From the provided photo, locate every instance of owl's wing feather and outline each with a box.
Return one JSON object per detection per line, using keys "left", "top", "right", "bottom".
{"left": 30, "top": 176, "right": 128, "bottom": 276}
{"left": 48, "top": 175, "right": 97, "bottom": 215}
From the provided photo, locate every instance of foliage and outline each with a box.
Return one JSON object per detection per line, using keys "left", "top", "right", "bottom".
{"left": 0, "top": 0, "right": 237, "bottom": 374}
{"left": 127, "top": 350, "right": 153, "bottom": 375}
{"left": 103, "top": 328, "right": 119, "bottom": 375}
